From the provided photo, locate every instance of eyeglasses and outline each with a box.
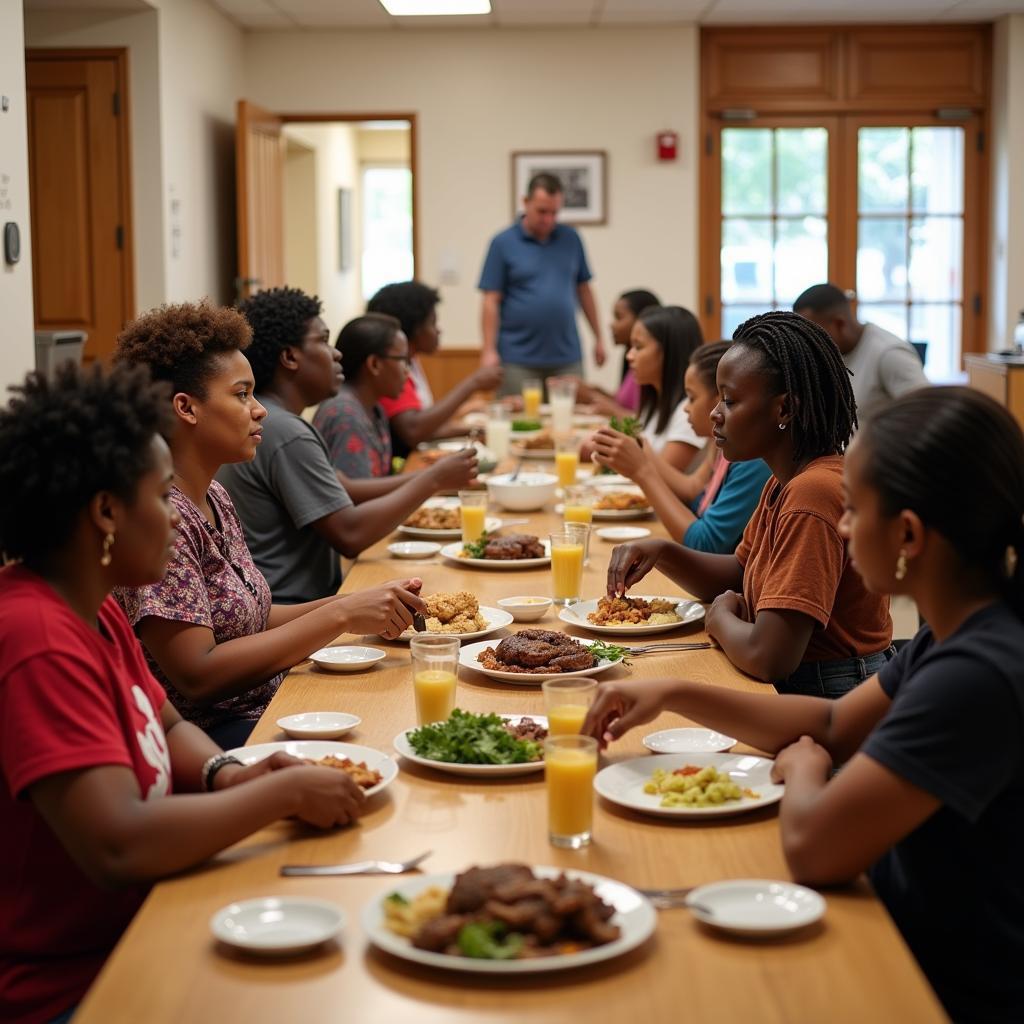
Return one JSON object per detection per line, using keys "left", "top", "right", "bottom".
{"left": 379, "top": 354, "right": 412, "bottom": 366}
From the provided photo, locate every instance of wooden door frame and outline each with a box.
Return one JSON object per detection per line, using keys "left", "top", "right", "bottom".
{"left": 26, "top": 47, "right": 136, "bottom": 329}
{"left": 277, "top": 111, "right": 419, "bottom": 278}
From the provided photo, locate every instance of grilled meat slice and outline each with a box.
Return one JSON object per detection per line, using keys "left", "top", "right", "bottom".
{"left": 446, "top": 863, "right": 534, "bottom": 914}
{"left": 411, "top": 914, "right": 469, "bottom": 952}
{"left": 482, "top": 533, "right": 544, "bottom": 560}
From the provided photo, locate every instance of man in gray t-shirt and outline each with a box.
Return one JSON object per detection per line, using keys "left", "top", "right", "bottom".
{"left": 794, "top": 283, "right": 929, "bottom": 419}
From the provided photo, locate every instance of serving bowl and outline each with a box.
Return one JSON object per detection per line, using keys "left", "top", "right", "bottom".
{"left": 486, "top": 472, "right": 558, "bottom": 512}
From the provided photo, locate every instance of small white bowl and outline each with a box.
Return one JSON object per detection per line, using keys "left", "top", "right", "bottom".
{"left": 210, "top": 897, "right": 344, "bottom": 956}
{"left": 497, "top": 596, "right": 553, "bottom": 623}
{"left": 685, "top": 880, "right": 826, "bottom": 937}
{"left": 486, "top": 472, "right": 559, "bottom": 512}
{"left": 276, "top": 712, "right": 362, "bottom": 740}
{"left": 596, "top": 526, "right": 652, "bottom": 542}
{"left": 388, "top": 540, "right": 441, "bottom": 559}
{"left": 309, "top": 646, "right": 387, "bottom": 673}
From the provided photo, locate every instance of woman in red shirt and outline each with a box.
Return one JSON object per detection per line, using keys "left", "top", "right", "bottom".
{"left": 0, "top": 365, "right": 366, "bottom": 1024}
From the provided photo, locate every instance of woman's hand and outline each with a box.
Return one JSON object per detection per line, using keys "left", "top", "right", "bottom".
{"left": 590, "top": 427, "right": 647, "bottom": 480}
{"left": 583, "top": 678, "right": 683, "bottom": 749}
{"left": 338, "top": 578, "right": 426, "bottom": 639}
{"left": 705, "top": 589, "right": 748, "bottom": 644}
{"left": 214, "top": 751, "right": 305, "bottom": 790}
{"left": 606, "top": 538, "right": 668, "bottom": 596}
{"left": 287, "top": 766, "right": 367, "bottom": 828}
{"left": 771, "top": 735, "right": 833, "bottom": 784}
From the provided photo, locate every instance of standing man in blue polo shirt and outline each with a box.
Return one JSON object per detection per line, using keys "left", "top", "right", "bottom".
{"left": 478, "top": 173, "right": 605, "bottom": 395}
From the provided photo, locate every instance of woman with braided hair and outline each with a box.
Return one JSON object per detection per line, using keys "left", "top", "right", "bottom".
{"left": 608, "top": 310, "right": 892, "bottom": 694}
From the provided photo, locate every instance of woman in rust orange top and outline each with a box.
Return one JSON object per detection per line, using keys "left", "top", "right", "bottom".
{"left": 608, "top": 310, "right": 893, "bottom": 696}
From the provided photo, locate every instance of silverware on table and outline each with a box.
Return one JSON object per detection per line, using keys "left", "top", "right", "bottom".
{"left": 636, "top": 886, "right": 712, "bottom": 913}
{"left": 620, "top": 642, "right": 715, "bottom": 656}
{"left": 412, "top": 612, "right": 427, "bottom": 632}
{"left": 281, "top": 850, "right": 433, "bottom": 877}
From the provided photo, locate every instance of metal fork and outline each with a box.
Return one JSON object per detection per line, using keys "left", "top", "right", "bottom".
{"left": 280, "top": 850, "right": 432, "bottom": 877}
{"left": 621, "top": 642, "right": 714, "bottom": 656}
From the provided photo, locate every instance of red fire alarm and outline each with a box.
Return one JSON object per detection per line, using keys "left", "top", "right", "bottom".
{"left": 657, "top": 131, "right": 678, "bottom": 161}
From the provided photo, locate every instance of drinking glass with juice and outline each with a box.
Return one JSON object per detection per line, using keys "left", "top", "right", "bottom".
{"left": 522, "top": 378, "right": 542, "bottom": 420}
{"left": 459, "top": 490, "right": 488, "bottom": 547}
{"left": 542, "top": 677, "right": 597, "bottom": 736}
{"left": 550, "top": 531, "right": 584, "bottom": 605}
{"left": 554, "top": 434, "right": 579, "bottom": 488}
{"left": 563, "top": 485, "right": 594, "bottom": 526}
{"left": 410, "top": 635, "right": 460, "bottom": 725}
{"left": 564, "top": 520, "right": 591, "bottom": 566}
{"left": 544, "top": 735, "right": 598, "bottom": 848}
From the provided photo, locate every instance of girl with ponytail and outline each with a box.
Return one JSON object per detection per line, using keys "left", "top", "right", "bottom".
{"left": 584, "top": 386, "right": 1024, "bottom": 1022}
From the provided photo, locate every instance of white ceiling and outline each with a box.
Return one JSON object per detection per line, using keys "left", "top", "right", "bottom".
{"left": 206, "top": 0, "right": 1024, "bottom": 30}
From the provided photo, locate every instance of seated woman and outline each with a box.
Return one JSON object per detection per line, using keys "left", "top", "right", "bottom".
{"left": 570, "top": 288, "right": 660, "bottom": 417}
{"left": 587, "top": 386, "right": 1024, "bottom": 1023}
{"left": 0, "top": 364, "right": 366, "bottom": 1024}
{"left": 608, "top": 310, "right": 892, "bottom": 694}
{"left": 592, "top": 342, "right": 771, "bottom": 553}
{"left": 114, "top": 301, "right": 427, "bottom": 747}
{"left": 367, "top": 281, "right": 503, "bottom": 459}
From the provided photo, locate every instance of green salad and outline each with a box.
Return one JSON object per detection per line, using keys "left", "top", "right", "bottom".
{"left": 511, "top": 418, "right": 542, "bottom": 432}
{"left": 406, "top": 709, "right": 543, "bottom": 765}
{"left": 595, "top": 415, "right": 643, "bottom": 474}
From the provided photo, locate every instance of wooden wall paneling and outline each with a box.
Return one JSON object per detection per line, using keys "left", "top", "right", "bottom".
{"left": 417, "top": 348, "right": 484, "bottom": 402}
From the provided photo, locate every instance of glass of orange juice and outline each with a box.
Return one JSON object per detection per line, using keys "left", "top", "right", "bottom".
{"left": 563, "top": 485, "right": 594, "bottom": 526}
{"left": 564, "top": 520, "right": 591, "bottom": 567}
{"left": 410, "top": 635, "right": 459, "bottom": 725}
{"left": 522, "top": 377, "right": 543, "bottom": 420}
{"left": 554, "top": 434, "right": 579, "bottom": 489}
{"left": 459, "top": 490, "right": 488, "bottom": 548}
{"left": 542, "top": 677, "right": 597, "bottom": 737}
{"left": 544, "top": 734, "right": 598, "bottom": 848}
{"left": 550, "top": 531, "right": 585, "bottom": 606}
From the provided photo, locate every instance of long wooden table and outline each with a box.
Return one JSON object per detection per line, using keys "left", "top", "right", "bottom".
{"left": 75, "top": 493, "right": 944, "bottom": 1023}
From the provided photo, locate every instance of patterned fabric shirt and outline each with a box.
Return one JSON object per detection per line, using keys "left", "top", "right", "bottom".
{"left": 115, "top": 481, "right": 283, "bottom": 732}
{"left": 313, "top": 384, "right": 392, "bottom": 478}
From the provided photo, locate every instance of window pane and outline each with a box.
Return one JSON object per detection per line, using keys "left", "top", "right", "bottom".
{"left": 721, "top": 218, "right": 772, "bottom": 303}
{"left": 361, "top": 167, "right": 413, "bottom": 301}
{"left": 858, "top": 217, "right": 908, "bottom": 302}
{"left": 775, "top": 217, "right": 828, "bottom": 307}
{"left": 857, "top": 303, "right": 909, "bottom": 343}
{"left": 910, "top": 303, "right": 960, "bottom": 381}
{"left": 721, "top": 304, "right": 770, "bottom": 339}
{"left": 911, "top": 127, "right": 963, "bottom": 214}
{"left": 908, "top": 217, "right": 962, "bottom": 302}
{"left": 859, "top": 127, "right": 908, "bottom": 213}
{"left": 722, "top": 128, "right": 772, "bottom": 215}
{"left": 777, "top": 128, "right": 827, "bottom": 215}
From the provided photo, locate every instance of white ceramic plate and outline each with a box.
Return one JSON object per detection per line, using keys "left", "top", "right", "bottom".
{"left": 685, "top": 880, "right": 826, "bottom": 937}
{"left": 211, "top": 897, "right": 344, "bottom": 956}
{"left": 596, "top": 526, "right": 652, "bottom": 542}
{"left": 509, "top": 443, "right": 557, "bottom": 460}
{"left": 458, "top": 637, "right": 624, "bottom": 686}
{"left": 594, "top": 753, "right": 784, "bottom": 819}
{"left": 388, "top": 541, "right": 441, "bottom": 559}
{"left": 398, "top": 501, "right": 503, "bottom": 540}
{"left": 309, "top": 646, "right": 387, "bottom": 673}
{"left": 586, "top": 472, "right": 633, "bottom": 487}
{"left": 592, "top": 504, "right": 653, "bottom": 521}
{"left": 642, "top": 728, "right": 737, "bottom": 754}
{"left": 559, "top": 597, "right": 705, "bottom": 636}
{"left": 276, "top": 712, "right": 362, "bottom": 740}
{"left": 439, "top": 539, "right": 551, "bottom": 570}
{"left": 396, "top": 606, "right": 514, "bottom": 642}
{"left": 392, "top": 714, "right": 549, "bottom": 777}
{"left": 362, "top": 867, "right": 656, "bottom": 973}
{"left": 225, "top": 740, "right": 398, "bottom": 798}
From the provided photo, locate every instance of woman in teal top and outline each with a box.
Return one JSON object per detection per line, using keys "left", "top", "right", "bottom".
{"left": 592, "top": 341, "right": 770, "bottom": 554}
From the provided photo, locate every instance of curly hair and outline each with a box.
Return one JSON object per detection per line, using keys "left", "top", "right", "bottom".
{"left": 0, "top": 363, "right": 174, "bottom": 566}
{"left": 733, "top": 310, "right": 857, "bottom": 463}
{"left": 238, "top": 287, "right": 323, "bottom": 392}
{"left": 115, "top": 300, "right": 252, "bottom": 397}
{"left": 367, "top": 281, "right": 440, "bottom": 346}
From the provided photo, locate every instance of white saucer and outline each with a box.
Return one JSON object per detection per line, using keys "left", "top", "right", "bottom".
{"left": 210, "top": 897, "right": 344, "bottom": 956}
{"left": 642, "top": 728, "right": 737, "bottom": 754}
{"left": 309, "top": 646, "right": 387, "bottom": 672}
{"left": 276, "top": 712, "right": 362, "bottom": 740}
{"left": 685, "top": 880, "right": 825, "bottom": 937}
{"left": 596, "top": 526, "right": 652, "bottom": 542}
{"left": 388, "top": 541, "right": 441, "bottom": 559}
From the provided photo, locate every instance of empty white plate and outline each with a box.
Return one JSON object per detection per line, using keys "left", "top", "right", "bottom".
{"left": 388, "top": 541, "right": 441, "bottom": 559}
{"left": 276, "top": 712, "right": 361, "bottom": 740}
{"left": 210, "top": 897, "right": 344, "bottom": 956}
{"left": 309, "top": 646, "right": 387, "bottom": 672}
{"left": 643, "top": 728, "right": 737, "bottom": 754}
{"left": 685, "top": 880, "right": 825, "bottom": 937}
{"left": 596, "top": 526, "right": 652, "bottom": 542}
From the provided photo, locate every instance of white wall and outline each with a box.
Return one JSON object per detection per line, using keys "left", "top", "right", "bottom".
{"left": 244, "top": 27, "right": 699, "bottom": 391}
{"left": 283, "top": 139, "right": 318, "bottom": 299}
{"left": 0, "top": 0, "right": 35, "bottom": 395}
{"left": 989, "top": 14, "right": 1024, "bottom": 351}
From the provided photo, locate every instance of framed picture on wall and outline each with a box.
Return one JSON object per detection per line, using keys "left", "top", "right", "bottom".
{"left": 511, "top": 150, "right": 607, "bottom": 226}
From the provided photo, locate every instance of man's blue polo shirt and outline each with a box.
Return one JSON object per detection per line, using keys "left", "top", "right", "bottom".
{"left": 478, "top": 218, "right": 592, "bottom": 366}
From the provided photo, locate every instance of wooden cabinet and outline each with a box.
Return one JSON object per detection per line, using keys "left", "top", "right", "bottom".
{"left": 966, "top": 354, "right": 1024, "bottom": 433}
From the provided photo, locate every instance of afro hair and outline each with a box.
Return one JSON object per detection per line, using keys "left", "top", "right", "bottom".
{"left": 238, "top": 287, "right": 323, "bottom": 392}
{"left": 367, "top": 281, "right": 440, "bottom": 345}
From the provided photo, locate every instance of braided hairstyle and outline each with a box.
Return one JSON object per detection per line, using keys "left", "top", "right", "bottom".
{"left": 732, "top": 310, "right": 856, "bottom": 463}
{"left": 859, "top": 387, "right": 1024, "bottom": 622}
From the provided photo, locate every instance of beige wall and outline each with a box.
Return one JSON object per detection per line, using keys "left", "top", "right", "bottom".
{"left": 0, "top": 0, "right": 35, "bottom": 395}
{"left": 283, "top": 139, "right": 319, "bottom": 299}
{"left": 244, "top": 26, "right": 699, "bottom": 392}
{"left": 990, "top": 13, "right": 1024, "bottom": 351}
{"left": 357, "top": 126, "right": 411, "bottom": 165}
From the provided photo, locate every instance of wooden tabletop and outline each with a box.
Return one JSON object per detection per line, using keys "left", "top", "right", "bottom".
{"left": 75, "top": 478, "right": 944, "bottom": 1023}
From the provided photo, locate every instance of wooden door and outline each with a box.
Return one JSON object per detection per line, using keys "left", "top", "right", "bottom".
{"left": 235, "top": 100, "right": 285, "bottom": 300}
{"left": 26, "top": 50, "right": 134, "bottom": 362}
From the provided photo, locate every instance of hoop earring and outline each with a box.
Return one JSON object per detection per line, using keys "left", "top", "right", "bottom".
{"left": 778, "top": 423, "right": 787, "bottom": 431}
{"left": 894, "top": 550, "right": 908, "bottom": 581}
{"left": 100, "top": 532, "right": 115, "bottom": 567}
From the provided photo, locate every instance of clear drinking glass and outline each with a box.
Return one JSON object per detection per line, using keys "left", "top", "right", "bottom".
{"left": 542, "top": 678, "right": 597, "bottom": 737}
{"left": 485, "top": 402, "right": 511, "bottom": 461}
{"left": 459, "top": 490, "right": 488, "bottom": 547}
{"left": 554, "top": 433, "right": 579, "bottom": 489}
{"left": 409, "top": 635, "right": 459, "bottom": 726}
{"left": 564, "top": 520, "right": 591, "bottom": 567}
{"left": 544, "top": 734, "right": 598, "bottom": 849}
{"left": 549, "top": 377, "right": 578, "bottom": 434}
{"left": 550, "top": 530, "right": 585, "bottom": 606}
{"left": 521, "top": 377, "right": 543, "bottom": 421}
{"left": 562, "top": 484, "right": 594, "bottom": 526}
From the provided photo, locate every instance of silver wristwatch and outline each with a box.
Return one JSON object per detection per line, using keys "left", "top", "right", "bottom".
{"left": 201, "top": 752, "right": 243, "bottom": 792}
